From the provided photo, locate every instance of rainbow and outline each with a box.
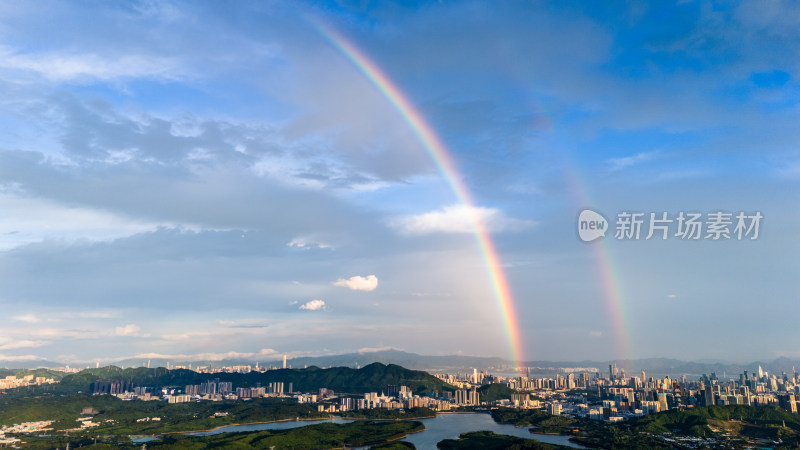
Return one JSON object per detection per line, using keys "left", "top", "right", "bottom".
{"left": 314, "top": 22, "right": 527, "bottom": 371}
{"left": 561, "top": 148, "right": 633, "bottom": 363}
{"left": 592, "top": 238, "right": 633, "bottom": 362}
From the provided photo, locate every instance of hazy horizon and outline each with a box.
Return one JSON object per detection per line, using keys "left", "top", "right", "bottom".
{"left": 3, "top": 348, "right": 800, "bottom": 372}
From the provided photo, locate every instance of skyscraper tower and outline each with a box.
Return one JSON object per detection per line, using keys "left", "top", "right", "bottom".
{"left": 283, "top": 354, "right": 287, "bottom": 369}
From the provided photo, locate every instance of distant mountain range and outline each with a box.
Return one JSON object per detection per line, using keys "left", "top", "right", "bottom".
{"left": 4, "top": 350, "right": 800, "bottom": 379}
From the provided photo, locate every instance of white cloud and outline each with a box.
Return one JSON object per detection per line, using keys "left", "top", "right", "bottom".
{"left": 10, "top": 311, "right": 119, "bottom": 324}
{"left": 63, "top": 311, "right": 121, "bottom": 319}
{"left": 333, "top": 275, "right": 379, "bottom": 291}
{"left": 667, "top": 294, "right": 677, "bottom": 299}
{"left": 0, "top": 189, "right": 177, "bottom": 251}
{"left": 0, "top": 340, "right": 50, "bottom": 350}
{"left": 392, "top": 204, "right": 535, "bottom": 235}
{"left": 120, "top": 348, "right": 280, "bottom": 362}
{"left": 217, "top": 319, "right": 269, "bottom": 329}
{"left": 606, "top": 151, "right": 659, "bottom": 171}
{"left": 12, "top": 314, "right": 40, "bottom": 323}
{"left": 287, "top": 237, "right": 332, "bottom": 249}
{"left": 113, "top": 324, "right": 143, "bottom": 337}
{"left": 159, "top": 330, "right": 214, "bottom": 341}
{"left": 0, "top": 354, "right": 40, "bottom": 362}
{"left": 357, "top": 346, "right": 399, "bottom": 353}
{"left": 299, "top": 299, "right": 327, "bottom": 311}
{"left": 0, "top": 46, "right": 183, "bottom": 82}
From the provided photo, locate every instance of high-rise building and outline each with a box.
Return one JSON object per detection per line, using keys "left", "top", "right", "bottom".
{"left": 455, "top": 388, "right": 479, "bottom": 406}
{"left": 283, "top": 355, "right": 287, "bottom": 369}
{"left": 657, "top": 392, "right": 669, "bottom": 411}
{"left": 780, "top": 394, "right": 797, "bottom": 413}
{"left": 609, "top": 364, "right": 614, "bottom": 381}
{"left": 469, "top": 388, "right": 479, "bottom": 405}
{"left": 703, "top": 387, "right": 715, "bottom": 406}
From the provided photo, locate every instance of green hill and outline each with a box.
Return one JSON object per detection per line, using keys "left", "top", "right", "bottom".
{"left": 437, "top": 431, "right": 563, "bottom": 449}
{"left": 56, "top": 362, "right": 454, "bottom": 395}
{"left": 0, "top": 394, "right": 326, "bottom": 432}
{"left": 0, "top": 368, "right": 66, "bottom": 382}
{"left": 569, "top": 405, "right": 800, "bottom": 448}
{"left": 626, "top": 404, "right": 800, "bottom": 439}
{"left": 477, "top": 383, "right": 516, "bottom": 402}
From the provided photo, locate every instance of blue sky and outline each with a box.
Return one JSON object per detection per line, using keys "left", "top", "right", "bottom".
{"left": 0, "top": 0, "right": 798, "bottom": 365}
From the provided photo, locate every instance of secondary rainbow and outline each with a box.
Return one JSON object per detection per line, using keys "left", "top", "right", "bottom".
{"left": 494, "top": 57, "right": 634, "bottom": 362}
{"left": 314, "top": 21, "right": 526, "bottom": 371}
{"left": 560, "top": 145, "right": 634, "bottom": 363}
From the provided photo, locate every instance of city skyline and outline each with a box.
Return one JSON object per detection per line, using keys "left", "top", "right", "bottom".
{"left": 0, "top": 1, "right": 798, "bottom": 364}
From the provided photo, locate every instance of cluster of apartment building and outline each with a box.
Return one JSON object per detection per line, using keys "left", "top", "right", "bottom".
{"left": 0, "top": 374, "right": 55, "bottom": 389}
{"left": 0, "top": 420, "right": 53, "bottom": 445}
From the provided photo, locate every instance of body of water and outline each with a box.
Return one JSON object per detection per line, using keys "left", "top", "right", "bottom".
{"left": 400, "top": 413, "right": 585, "bottom": 448}
{"left": 130, "top": 417, "right": 353, "bottom": 443}
{"left": 132, "top": 413, "right": 584, "bottom": 448}
{"left": 186, "top": 416, "right": 353, "bottom": 436}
